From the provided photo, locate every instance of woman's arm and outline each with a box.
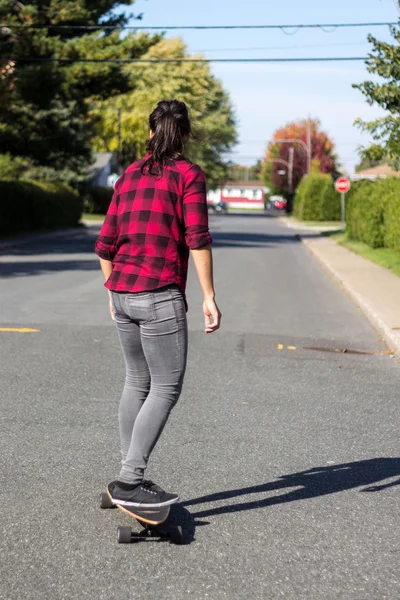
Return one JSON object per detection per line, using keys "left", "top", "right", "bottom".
{"left": 191, "top": 246, "right": 221, "bottom": 333}
{"left": 99, "top": 258, "right": 115, "bottom": 321}
{"left": 182, "top": 165, "right": 221, "bottom": 333}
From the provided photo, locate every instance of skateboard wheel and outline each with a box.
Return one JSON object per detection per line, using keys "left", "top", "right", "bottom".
{"left": 99, "top": 492, "right": 114, "bottom": 509}
{"left": 169, "top": 526, "right": 184, "bottom": 545}
{"left": 117, "top": 526, "right": 132, "bottom": 544}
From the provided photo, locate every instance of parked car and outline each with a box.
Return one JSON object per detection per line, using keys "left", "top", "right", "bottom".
{"left": 209, "top": 201, "right": 228, "bottom": 215}
{"left": 268, "top": 196, "right": 287, "bottom": 210}
{"left": 274, "top": 198, "right": 287, "bottom": 210}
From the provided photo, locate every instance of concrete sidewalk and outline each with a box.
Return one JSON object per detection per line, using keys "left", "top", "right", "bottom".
{"left": 299, "top": 235, "right": 400, "bottom": 356}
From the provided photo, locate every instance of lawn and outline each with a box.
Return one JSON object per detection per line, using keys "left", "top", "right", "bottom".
{"left": 330, "top": 233, "right": 400, "bottom": 278}
{"left": 81, "top": 213, "right": 105, "bottom": 222}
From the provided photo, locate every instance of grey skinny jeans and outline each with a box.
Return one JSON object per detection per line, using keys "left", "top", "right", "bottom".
{"left": 111, "top": 285, "right": 188, "bottom": 485}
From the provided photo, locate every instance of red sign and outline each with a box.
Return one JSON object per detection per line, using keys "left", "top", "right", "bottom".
{"left": 335, "top": 177, "right": 351, "bottom": 194}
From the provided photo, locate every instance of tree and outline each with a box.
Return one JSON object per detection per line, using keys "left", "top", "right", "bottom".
{"left": 0, "top": 1, "right": 159, "bottom": 185}
{"left": 90, "top": 38, "right": 237, "bottom": 189}
{"left": 226, "top": 160, "right": 262, "bottom": 182}
{"left": 260, "top": 119, "right": 337, "bottom": 197}
{"left": 355, "top": 144, "right": 389, "bottom": 172}
{"left": 353, "top": 25, "right": 400, "bottom": 165}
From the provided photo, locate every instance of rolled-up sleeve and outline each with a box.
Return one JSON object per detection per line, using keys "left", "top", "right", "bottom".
{"left": 183, "top": 165, "right": 213, "bottom": 249}
{"left": 95, "top": 187, "right": 119, "bottom": 260}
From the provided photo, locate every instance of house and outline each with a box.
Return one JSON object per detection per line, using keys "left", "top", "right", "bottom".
{"left": 351, "top": 164, "right": 400, "bottom": 181}
{"left": 90, "top": 152, "right": 120, "bottom": 188}
{"left": 207, "top": 180, "right": 269, "bottom": 210}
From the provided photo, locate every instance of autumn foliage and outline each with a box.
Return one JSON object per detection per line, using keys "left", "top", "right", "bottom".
{"left": 261, "top": 119, "right": 337, "bottom": 196}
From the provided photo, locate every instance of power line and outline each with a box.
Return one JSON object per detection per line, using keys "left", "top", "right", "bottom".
{"left": 0, "top": 21, "right": 397, "bottom": 31}
{"left": 6, "top": 56, "right": 367, "bottom": 63}
{"left": 192, "top": 41, "right": 369, "bottom": 53}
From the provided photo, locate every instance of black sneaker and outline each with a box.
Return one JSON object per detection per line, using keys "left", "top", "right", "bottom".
{"left": 108, "top": 480, "right": 179, "bottom": 508}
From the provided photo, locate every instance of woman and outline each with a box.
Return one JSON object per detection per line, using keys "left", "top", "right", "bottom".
{"left": 95, "top": 100, "right": 221, "bottom": 509}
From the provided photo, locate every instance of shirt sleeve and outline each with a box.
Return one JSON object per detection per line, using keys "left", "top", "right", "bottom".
{"left": 94, "top": 182, "right": 120, "bottom": 261}
{"left": 183, "top": 165, "right": 213, "bottom": 249}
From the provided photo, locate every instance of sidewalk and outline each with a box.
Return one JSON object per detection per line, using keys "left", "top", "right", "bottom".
{"left": 280, "top": 218, "right": 400, "bottom": 356}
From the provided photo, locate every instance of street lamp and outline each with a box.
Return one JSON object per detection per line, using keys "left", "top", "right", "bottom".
{"left": 272, "top": 137, "right": 311, "bottom": 175}
{"left": 264, "top": 146, "right": 294, "bottom": 214}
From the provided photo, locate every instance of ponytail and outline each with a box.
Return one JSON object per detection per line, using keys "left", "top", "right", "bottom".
{"left": 142, "top": 100, "right": 191, "bottom": 175}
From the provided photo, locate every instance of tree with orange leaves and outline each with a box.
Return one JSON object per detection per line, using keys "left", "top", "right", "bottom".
{"left": 261, "top": 119, "right": 337, "bottom": 199}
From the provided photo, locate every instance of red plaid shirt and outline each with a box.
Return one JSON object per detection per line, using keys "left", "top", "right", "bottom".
{"left": 95, "top": 156, "right": 212, "bottom": 301}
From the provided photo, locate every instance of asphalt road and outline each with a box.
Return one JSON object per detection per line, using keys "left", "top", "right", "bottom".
{"left": 1, "top": 214, "right": 399, "bottom": 600}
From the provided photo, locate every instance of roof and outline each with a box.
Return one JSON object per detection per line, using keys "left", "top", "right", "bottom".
{"left": 220, "top": 180, "right": 265, "bottom": 189}
{"left": 90, "top": 152, "right": 113, "bottom": 172}
{"left": 352, "top": 164, "right": 400, "bottom": 180}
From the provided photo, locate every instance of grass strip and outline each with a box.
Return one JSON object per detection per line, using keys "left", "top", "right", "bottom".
{"left": 329, "top": 232, "right": 400, "bottom": 278}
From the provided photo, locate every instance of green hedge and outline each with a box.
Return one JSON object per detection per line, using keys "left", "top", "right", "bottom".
{"left": 0, "top": 180, "right": 82, "bottom": 236}
{"left": 294, "top": 173, "right": 341, "bottom": 221}
{"left": 84, "top": 186, "right": 113, "bottom": 215}
{"left": 293, "top": 174, "right": 400, "bottom": 252}
{"left": 346, "top": 178, "right": 400, "bottom": 251}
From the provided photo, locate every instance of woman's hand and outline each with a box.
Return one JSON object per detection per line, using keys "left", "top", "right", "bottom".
{"left": 203, "top": 297, "right": 221, "bottom": 334}
{"left": 109, "top": 295, "right": 115, "bottom": 321}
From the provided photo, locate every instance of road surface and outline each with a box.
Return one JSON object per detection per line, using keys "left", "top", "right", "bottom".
{"left": 1, "top": 214, "right": 399, "bottom": 600}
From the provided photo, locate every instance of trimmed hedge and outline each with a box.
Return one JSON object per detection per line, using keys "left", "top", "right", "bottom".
{"left": 294, "top": 174, "right": 400, "bottom": 253}
{"left": 294, "top": 173, "right": 341, "bottom": 221}
{"left": 0, "top": 180, "right": 82, "bottom": 236}
{"left": 84, "top": 186, "right": 113, "bottom": 215}
{"left": 346, "top": 178, "right": 400, "bottom": 252}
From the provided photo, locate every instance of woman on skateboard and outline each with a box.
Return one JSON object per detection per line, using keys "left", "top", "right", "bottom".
{"left": 95, "top": 100, "right": 221, "bottom": 509}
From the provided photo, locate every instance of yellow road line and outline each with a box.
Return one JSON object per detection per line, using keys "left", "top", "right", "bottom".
{"left": 287, "top": 346, "right": 297, "bottom": 350}
{"left": 0, "top": 327, "right": 40, "bottom": 333}
{"left": 277, "top": 344, "right": 284, "bottom": 350}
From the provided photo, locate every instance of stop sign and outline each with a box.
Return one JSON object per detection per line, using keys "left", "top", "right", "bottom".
{"left": 335, "top": 177, "right": 351, "bottom": 193}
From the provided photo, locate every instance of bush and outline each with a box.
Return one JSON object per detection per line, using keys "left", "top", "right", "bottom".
{"left": 346, "top": 178, "right": 400, "bottom": 251}
{"left": 0, "top": 153, "right": 28, "bottom": 180}
{"left": 84, "top": 186, "right": 113, "bottom": 214}
{"left": 294, "top": 173, "right": 337, "bottom": 221}
{"left": 0, "top": 180, "right": 82, "bottom": 236}
{"left": 384, "top": 180, "right": 400, "bottom": 252}
{"left": 319, "top": 182, "right": 342, "bottom": 221}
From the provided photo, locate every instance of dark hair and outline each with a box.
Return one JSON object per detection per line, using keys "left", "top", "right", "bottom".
{"left": 142, "top": 100, "right": 191, "bottom": 175}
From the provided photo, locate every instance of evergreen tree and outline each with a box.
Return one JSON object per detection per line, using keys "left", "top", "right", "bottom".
{"left": 0, "top": 1, "right": 159, "bottom": 185}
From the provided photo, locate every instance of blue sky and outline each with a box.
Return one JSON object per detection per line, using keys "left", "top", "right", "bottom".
{"left": 121, "top": 0, "right": 398, "bottom": 173}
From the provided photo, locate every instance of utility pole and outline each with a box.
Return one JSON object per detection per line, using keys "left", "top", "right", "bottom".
{"left": 288, "top": 147, "right": 294, "bottom": 195}
{"left": 306, "top": 115, "right": 312, "bottom": 174}
{"left": 117, "top": 108, "right": 122, "bottom": 166}
{"left": 287, "top": 146, "right": 294, "bottom": 214}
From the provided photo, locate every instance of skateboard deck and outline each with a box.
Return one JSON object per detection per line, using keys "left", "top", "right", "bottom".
{"left": 105, "top": 487, "right": 170, "bottom": 526}
{"left": 100, "top": 487, "right": 183, "bottom": 544}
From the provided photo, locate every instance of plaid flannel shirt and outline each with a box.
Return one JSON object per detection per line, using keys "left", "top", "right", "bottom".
{"left": 95, "top": 156, "right": 212, "bottom": 302}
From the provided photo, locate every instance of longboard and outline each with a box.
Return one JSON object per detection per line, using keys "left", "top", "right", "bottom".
{"left": 100, "top": 488, "right": 183, "bottom": 545}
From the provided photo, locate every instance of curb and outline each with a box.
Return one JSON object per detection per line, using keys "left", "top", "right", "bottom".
{"left": 301, "top": 237, "right": 400, "bottom": 357}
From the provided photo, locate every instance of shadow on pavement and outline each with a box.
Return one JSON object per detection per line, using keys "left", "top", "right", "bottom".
{"left": 211, "top": 231, "right": 309, "bottom": 248}
{"left": 182, "top": 458, "right": 400, "bottom": 519}
{"left": 169, "top": 503, "right": 206, "bottom": 545}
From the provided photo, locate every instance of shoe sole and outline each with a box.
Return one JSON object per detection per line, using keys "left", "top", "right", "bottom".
{"left": 110, "top": 496, "right": 180, "bottom": 509}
